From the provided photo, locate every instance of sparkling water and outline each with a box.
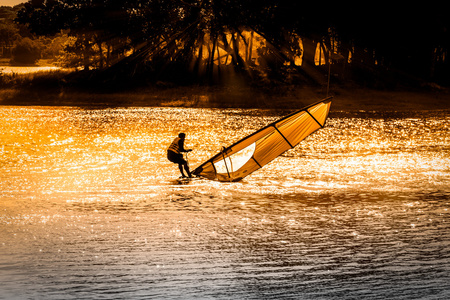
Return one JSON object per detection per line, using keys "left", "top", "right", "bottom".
{"left": 1, "top": 106, "right": 449, "bottom": 299}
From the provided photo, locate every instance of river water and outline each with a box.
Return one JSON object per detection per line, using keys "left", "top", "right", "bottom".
{"left": 0, "top": 106, "right": 449, "bottom": 299}
{"left": 0, "top": 66, "right": 61, "bottom": 74}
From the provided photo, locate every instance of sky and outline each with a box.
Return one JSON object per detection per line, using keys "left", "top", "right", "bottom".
{"left": 2, "top": 0, "right": 26, "bottom": 7}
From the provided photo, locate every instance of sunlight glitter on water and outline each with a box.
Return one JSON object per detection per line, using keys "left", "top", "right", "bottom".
{"left": 0, "top": 106, "right": 448, "bottom": 204}
{"left": 1, "top": 106, "right": 449, "bottom": 299}
{"left": 0, "top": 66, "right": 61, "bottom": 74}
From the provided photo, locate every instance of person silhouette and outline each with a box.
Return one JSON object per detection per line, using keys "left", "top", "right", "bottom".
{"left": 167, "top": 133, "right": 192, "bottom": 178}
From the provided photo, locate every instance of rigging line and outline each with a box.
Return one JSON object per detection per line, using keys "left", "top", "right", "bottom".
{"left": 221, "top": 147, "right": 231, "bottom": 179}
{"left": 209, "top": 158, "right": 217, "bottom": 174}
{"left": 306, "top": 110, "right": 324, "bottom": 128}
{"left": 273, "top": 125, "right": 294, "bottom": 148}
{"left": 229, "top": 153, "right": 234, "bottom": 173}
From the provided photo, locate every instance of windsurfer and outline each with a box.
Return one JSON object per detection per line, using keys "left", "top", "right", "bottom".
{"left": 167, "top": 133, "right": 192, "bottom": 178}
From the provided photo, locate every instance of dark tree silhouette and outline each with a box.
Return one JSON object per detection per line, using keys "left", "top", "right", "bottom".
{"left": 14, "top": 0, "right": 450, "bottom": 86}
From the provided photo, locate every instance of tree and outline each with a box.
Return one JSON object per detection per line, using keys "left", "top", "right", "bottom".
{"left": 16, "top": 0, "right": 125, "bottom": 70}
{"left": 0, "top": 23, "right": 19, "bottom": 57}
{"left": 14, "top": 0, "right": 450, "bottom": 86}
{"left": 11, "top": 37, "right": 41, "bottom": 64}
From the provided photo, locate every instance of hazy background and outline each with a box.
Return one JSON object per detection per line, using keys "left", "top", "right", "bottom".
{"left": 2, "top": 1, "right": 25, "bottom": 7}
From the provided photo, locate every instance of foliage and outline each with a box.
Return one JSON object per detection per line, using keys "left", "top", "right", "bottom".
{"left": 11, "top": 37, "right": 41, "bottom": 64}
{"left": 0, "top": 23, "right": 19, "bottom": 52}
{"left": 1, "top": 5, "right": 64, "bottom": 63}
{"left": 40, "top": 34, "right": 68, "bottom": 60}
{"left": 0, "top": 7, "right": 20, "bottom": 57}
{"left": 11, "top": 0, "right": 450, "bottom": 87}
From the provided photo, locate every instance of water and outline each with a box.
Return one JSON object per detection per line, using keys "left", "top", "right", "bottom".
{"left": 1, "top": 106, "right": 449, "bottom": 299}
{"left": 0, "top": 66, "right": 61, "bottom": 74}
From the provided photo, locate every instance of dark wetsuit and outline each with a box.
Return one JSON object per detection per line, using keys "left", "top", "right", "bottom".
{"left": 167, "top": 136, "right": 191, "bottom": 177}
{"left": 167, "top": 150, "right": 186, "bottom": 164}
{"left": 167, "top": 137, "right": 188, "bottom": 163}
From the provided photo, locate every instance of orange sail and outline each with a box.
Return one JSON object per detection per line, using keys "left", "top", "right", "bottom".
{"left": 192, "top": 97, "right": 332, "bottom": 182}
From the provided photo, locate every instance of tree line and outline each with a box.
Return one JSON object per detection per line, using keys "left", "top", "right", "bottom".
{"left": 4, "top": 1, "right": 449, "bottom": 87}
{"left": 0, "top": 5, "right": 67, "bottom": 64}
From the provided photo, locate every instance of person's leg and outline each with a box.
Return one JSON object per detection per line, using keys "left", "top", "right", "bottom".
{"left": 183, "top": 162, "right": 191, "bottom": 177}
{"left": 178, "top": 163, "right": 186, "bottom": 177}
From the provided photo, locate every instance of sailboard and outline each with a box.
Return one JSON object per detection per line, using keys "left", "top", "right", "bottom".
{"left": 174, "top": 176, "right": 199, "bottom": 185}
{"left": 192, "top": 97, "right": 332, "bottom": 182}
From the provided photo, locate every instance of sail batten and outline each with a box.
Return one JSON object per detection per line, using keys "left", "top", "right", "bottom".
{"left": 306, "top": 110, "right": 324, "bottom": 128}
{"left": 273, "top": 125, "right": 294, "bottom": 148}
{"left": 192, "top": 97, "right": 332, "bottom": 182}
{"left": 252, "top": 157, "right": 262, "bottom": 168}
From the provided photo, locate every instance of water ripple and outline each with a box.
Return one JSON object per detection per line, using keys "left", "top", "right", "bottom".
{"left": 1, "top": 107, "right": 449, "bottom": 299}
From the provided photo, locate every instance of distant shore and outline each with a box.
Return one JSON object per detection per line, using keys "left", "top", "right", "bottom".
{"left": 1, "top": 84, "right": 449, "bottom": 112}
{"left": 1, "top": 65, "right": 449, "bottom": 111}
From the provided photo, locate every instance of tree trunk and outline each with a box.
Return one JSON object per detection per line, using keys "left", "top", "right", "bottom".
{"left": 106, "top": 43, "right": 111, "bottom": 67}
{"left": 301, "top": 38, "right": 325, "bottom": 84}
{"left": 337, "top": 42, "right": 350, "bottom": 80}
{"left": 207, "top": 36, "right": 217, "bottom": 77}
{"left": 83, "top": 35, "right": 90, "bottom": 71}
{"left": 247, "top": 31, "right": 254, "bottom": 64}
{"left": 97, "top": 41, "right": 104, "bottom": 69}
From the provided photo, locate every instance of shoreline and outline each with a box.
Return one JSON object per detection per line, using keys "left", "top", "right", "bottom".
{"left": 0, "top": 85, "right": 449, "bottom": 112}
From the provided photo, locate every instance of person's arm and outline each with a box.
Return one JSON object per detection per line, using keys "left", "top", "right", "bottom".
{"left": 178, "top": 139, "right": 192, "bottom": 152}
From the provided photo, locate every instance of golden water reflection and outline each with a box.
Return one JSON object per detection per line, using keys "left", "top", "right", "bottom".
{"left": 0, "top": 106, "right": 449, "bottom": 299}
{"left": 0, "top": 66, "right": 61, "bottom": 74}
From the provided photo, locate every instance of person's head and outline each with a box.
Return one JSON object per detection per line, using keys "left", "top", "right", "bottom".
{"left": 178, "top": 132, "right": 186, "bottom": 139}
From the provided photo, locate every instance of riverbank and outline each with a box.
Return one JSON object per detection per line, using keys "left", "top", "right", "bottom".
{"left": 1, "top": 67, "right": 449, "bottom": 111}
{"left": 1, "top": 84, "right": 449, "bottom": 112}
{"left": 0, "top": 59, "right": 62, "bottom": 74}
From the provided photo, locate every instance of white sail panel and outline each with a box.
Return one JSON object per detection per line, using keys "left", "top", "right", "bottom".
{"left": 214, "top": 142, "right": 256, "bottom": 174}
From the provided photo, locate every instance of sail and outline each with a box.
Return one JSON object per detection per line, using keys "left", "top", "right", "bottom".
{"left": 192, "top": 97, "right": 332, "bottom": 182}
